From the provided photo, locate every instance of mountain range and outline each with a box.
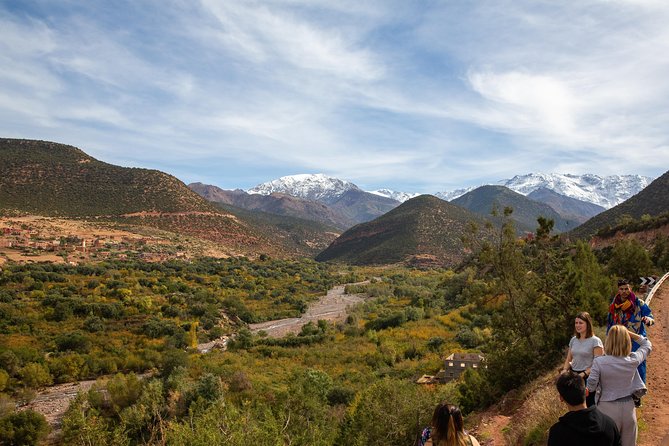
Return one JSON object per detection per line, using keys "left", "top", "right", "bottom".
{"left": 498, "top": 173, "right": 653, "bottom": 209}
{"left": 201, "top": 174, "right": 400, "bottom": 229}
{"left": 2, "top": 138, "right": 667, "bottom": 268}
{"left": 192, "top": 173, "right": 629, "bottom": 233}
{"left": 248, "top": 172, "right": 651, "bottom": 209}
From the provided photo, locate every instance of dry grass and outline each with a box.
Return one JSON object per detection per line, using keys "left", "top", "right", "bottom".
{"left": 503, "top": 370, "right": 564, "bottom": 445}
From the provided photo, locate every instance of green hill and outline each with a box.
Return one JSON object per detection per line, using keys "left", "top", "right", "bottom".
{"left": 452, "top": 185, "right": 579, "bottom": 233}
{"left": 315, "top": 194, "right": 493, "bottom": 267}
{"left": 0, "top": 138, "right": 215, "bottom": 216}
{"left": 571, "top": 169, "right": 669, "bottom": 239}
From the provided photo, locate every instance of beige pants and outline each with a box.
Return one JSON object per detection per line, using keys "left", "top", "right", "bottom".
{"left": 597, "top": 399, "right": 637, "bottom": 446}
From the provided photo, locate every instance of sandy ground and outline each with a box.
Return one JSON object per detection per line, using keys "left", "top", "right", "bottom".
{"left": 248, "top": 282, "right": 368, "bottom": 337}
{"left": 638, "top": 280, "right": 669, "bottom": 446}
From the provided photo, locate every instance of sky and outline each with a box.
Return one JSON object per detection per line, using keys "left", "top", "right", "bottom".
{"left": 1, "top": 0, "right": 668, "bottom": 194}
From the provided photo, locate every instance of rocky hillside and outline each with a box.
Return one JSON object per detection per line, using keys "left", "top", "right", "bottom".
{"left": 316, "top": 195, "right": 493, "bottom": 267}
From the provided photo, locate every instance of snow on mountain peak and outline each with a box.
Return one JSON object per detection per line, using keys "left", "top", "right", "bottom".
{"left": 499, "top": 173, "right": 653, "bottom": 208}
{"left": 248, "top": 174, "right": 360, "bottom": 201}
{"left": 247, "top": 172, "right": 652, "bottom": 209}
{"left": 369, "top": 189, "right": 420, "bottom": 202}
{"left": 435, "top": 187, "right": 477, "bottom": 202}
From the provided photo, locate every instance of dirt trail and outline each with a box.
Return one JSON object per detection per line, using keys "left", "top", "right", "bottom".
{"left": 639, "top": 279, "right": 669, "bottom": 446}
{"left": 248, "top": 281, "right": 368, "bottom": 337}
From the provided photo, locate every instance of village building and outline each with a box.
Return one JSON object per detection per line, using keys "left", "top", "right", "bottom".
{"left": 416, "top": 352, "right": 485, "bottom": 385}
{"left": 443, "top": 352, "right": 484, "bottom": 381}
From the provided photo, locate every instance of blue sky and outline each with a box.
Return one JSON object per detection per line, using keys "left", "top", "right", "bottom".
{"left": 1, "top": 0, "right": 668, "bottom": 193}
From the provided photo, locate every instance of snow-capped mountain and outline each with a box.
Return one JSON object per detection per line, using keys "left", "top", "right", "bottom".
{"left": 369, "top": 189, "right": 420, "bottom": 203}
{"left": 500, "top": 173, "right": 653, "bottom": 209}
{"left": 248, "top": 174, "right": 360, "bottom": 202}
{"left": 248, "top": 173, "right": 652, "bottom": 210}
{"left": 435, "top": 187, "right": 477, "bottom": 202}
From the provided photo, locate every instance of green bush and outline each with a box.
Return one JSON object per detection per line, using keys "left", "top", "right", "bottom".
{"left": 0, "top": 410, "right": 50, "bottom": 446}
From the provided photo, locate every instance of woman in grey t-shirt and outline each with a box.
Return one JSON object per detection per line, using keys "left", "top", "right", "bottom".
{"left": 561, "top": 311, "right": 603, "bottom": 406}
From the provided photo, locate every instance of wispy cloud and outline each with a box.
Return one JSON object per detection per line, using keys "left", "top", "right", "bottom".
{"left": 0, "top": 0, "right": 668, "bottom": 193}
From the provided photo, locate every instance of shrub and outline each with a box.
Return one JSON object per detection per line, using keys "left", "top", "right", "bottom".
{"left": 55, "top": 331, "right": 92, "bottom": 353}
{"left": 0, "top": 369, "right": 9, "bottom": 392}
{"left": 83, "top": 315, "right": 105, "bottom": 333}
{"left": 19, "top": 363, "right": 52, "bottom": 388}
{"left": 0, "top": 410, "right": 50, "bottom": 446}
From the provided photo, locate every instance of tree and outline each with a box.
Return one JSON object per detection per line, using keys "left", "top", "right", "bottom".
{"left": 0, "top": 410, "right": 50, "bottom": 446}
{"left": 467, "top": 211, "right": 603, "bottom": 401}
{"left": 336, "top": 378, "right": 457, "bottom": 446}
{"left": 607, "top": 239, "right": 654, "bottom": 281}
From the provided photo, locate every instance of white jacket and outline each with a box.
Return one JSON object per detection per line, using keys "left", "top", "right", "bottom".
{"left": 586, "top": 336, "right": 651, "bottom": 402}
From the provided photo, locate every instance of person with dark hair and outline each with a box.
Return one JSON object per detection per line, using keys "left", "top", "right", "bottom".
{"left": 607, "top": 278, "right": 654, "bottom": 406}
{"left": 548, "top": 371, "right": 621, "bottom": 446}
{"left": 587, "top": 326, "right": 651, "bottom": 446}
{"left": 418, "top": 402, "right": 480, "bottom": 446}
{"left": 608, "top": 278, "right": 654, "bottom": 377}
{"left": 561, "top": 311, "right": 603, "bottom": 406}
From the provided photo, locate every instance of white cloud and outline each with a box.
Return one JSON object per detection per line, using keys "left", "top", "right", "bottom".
{"left": 0, "top": 0, "right": 668, "bottom": 193}
{"left": 467, "top": 70, "right": 578, "bottom": 136}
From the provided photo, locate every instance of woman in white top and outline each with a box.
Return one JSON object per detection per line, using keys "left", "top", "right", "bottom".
{"left": 586, "top": 325, "right": 651, "bottom": 446}
{"left": 561, "top": 312, "right": 603, "bottom": 407}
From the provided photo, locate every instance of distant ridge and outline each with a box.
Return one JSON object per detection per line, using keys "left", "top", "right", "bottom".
{"left": 189, "top": 182, "right": 355, "bottom": 229}
{"left": 248, "top": 173, "right": 359, "bottom": 202}
{"left": 452, "top": 185, "right": 580, "bottom": 233}
{"left": 247, "top": 174, "right": 400, "bottom": 225}
{"left": 526, "top": 187, "right": 605, "bottom": 224}
{"left": 570, "top": 169, "right": 669, "bottom": 239}
{"left": 316, "top": 195, "right": 493, "bottom": 267}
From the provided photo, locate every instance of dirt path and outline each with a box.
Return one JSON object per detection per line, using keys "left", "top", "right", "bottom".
{"left": 639, "top": 279, "right": 669, "bottom": 446}
{"left": 248, "top": 282, "right": 368, "bottom": 338}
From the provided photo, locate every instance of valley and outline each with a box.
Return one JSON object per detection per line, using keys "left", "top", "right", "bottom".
{"left": 1, "top": 138, "right": 668, "bottom": 446}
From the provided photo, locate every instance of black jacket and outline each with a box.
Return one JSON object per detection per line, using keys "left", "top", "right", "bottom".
{"left": 548, "top": 406, "right": 621, "bottom": 446}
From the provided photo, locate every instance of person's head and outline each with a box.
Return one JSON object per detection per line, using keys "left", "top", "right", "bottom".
{"left": 431, "top": 402, "right": 467, "bottom": 446}
{"left": 556, "top": 371, "right": 586, "bottom": 406}
{"left": 617, "top": 279, "right": 632, "bottom": 299}
{"left": 605, "top": 325, "right": 632, "bottom": 357}
{"left": 574, "top": 312, "right": 594, "bottom": 339}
